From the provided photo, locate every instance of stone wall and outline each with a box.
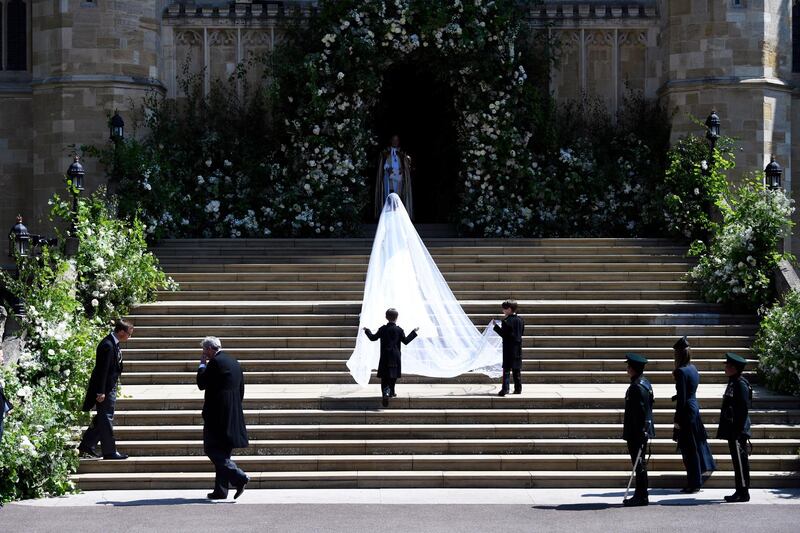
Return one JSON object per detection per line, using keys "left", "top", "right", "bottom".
{"left": 28, "top": 0, "right": 163, "bottom": 225}
{"left": 0, "top": 0, "right": 798, "bottom": 250}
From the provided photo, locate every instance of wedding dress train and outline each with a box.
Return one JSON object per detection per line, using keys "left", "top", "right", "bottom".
{"left": 346, "top": 193, "right": 503, "bottom": 386}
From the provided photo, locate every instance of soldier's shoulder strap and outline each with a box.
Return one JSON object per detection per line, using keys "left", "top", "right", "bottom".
{"left": 637, "top": 378, "right": 654, "bottom": 404}
{"left": 739, "top": 376, "right": 753, "bottom": 401}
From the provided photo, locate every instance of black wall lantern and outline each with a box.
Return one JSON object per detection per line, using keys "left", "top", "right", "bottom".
{"left": 67, "top": 155, "right": 86, "bottom": 192}
{"left": 110, "top": 110, "right": 125, "bottom": 142}
{"left": 8, "top": 215, "right": 30, "bottom": 259}
{"left": 765, "top": 155, "right": 783, "bottom": 190}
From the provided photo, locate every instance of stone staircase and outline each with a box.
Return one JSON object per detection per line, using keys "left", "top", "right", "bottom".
{"left": 73, "top": 238, "right": 800, "bottom": 490}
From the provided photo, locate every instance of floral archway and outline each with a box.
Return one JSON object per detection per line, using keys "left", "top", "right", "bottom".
{"left": 276, "top": 0, "right": 538, "bottom": 236}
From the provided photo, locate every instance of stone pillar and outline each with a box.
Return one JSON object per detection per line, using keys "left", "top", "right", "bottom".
{"left": 658, "top": 0, "right": 795, "bottom": 251}
{"left": 29, "top": 0, "right": 164, "bottom": 226}
{"left": 0, "top": 0, "right": 33, "bottom": 240}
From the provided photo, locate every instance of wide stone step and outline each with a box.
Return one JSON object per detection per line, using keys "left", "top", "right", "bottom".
{"left": 76, "top": 454, "right": 800, "bottom": 474}
{"left": 167, "top": 271, "right": 690, "bottom": 282}
{"left": 153, "top": 290, "right": 699, "bottom": 301}
{"left": 130, "top": 301, "right": 729, "bottom": 315}
{"left": 169, "top": 281, "right": 694, "bottom": 292}
{"left": 161, "top": 262, "right": 693, "bottom": 273}
{"left": 128, "top": 324, "right": 756, "bottom": 338}
{"left": 121, "top": 346, "right": 754, "bottom": 361}
{"left": 70, "top": 469, "right": 800, "bottom": 490}
{"left": 153, "top": 247, "right": 692, "bottom": 258}
{"left": 116, "top": 389, "right": 795, "bottom": 411}
{"left": 123, "top": 358, "right": 756, "bottom": 373}
{"left": 72, "top": 469, "right": 800, "bottom": 490}
{"left": 107, "top": 423, "right": 799, "bottom": 441}
{"left": 121, "top": 369, "right": 754, "bottom": 385}
{"left": 123, "top": 335, "right": 752, "bottom": 349}
{"left": 153, "top": 245, "right": 691, "bottom": 256}
{"left": 153, "top": 237, "right": 682, "bottom": 247}
{"left": 112, "top": 408, "right": 800, "bottom": 426}
{"left": 125, "top": 313, "right": 757, "bottom": 327}
{"left": 108, "top": 438, "right": 800, "bottom": 456}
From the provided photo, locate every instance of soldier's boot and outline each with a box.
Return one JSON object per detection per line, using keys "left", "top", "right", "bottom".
{"left": 622, "top": 495, "right": 649, "bottom": 507}
{"left": 724, "top": 490, "right": 750, "bottom": 503}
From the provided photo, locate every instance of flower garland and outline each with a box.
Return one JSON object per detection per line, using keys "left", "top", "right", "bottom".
{"left": 278, "top": 0, "right": 538, "bottom": 236}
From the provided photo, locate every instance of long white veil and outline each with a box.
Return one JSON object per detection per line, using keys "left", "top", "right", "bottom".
{"left": 347, "top": 193, "right": 503, "bottom": 386}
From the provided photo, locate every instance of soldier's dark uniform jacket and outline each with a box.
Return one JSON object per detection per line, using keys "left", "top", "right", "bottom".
{"left": 717, "top": 375, "right": 752, "bottom": 440}
{"left": 623, "top": 376, "right": 655, "bottom": 441}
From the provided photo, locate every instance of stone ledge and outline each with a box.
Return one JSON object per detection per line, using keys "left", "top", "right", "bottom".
{"left": 527, "top": 2, "right": 658, "bottom": 20}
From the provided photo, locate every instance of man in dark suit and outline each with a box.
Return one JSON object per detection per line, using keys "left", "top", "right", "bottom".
{"left": 197, "top": 336, "right": 250, "bottom": 500}
{"left": 363, "top": 308, "right": 418, "bottom": 407}
{"left": 493, "top": 299, "right": 524, "bottom": 396}
{"left": 78, "top": 320, "right": 133, "bottom": 460}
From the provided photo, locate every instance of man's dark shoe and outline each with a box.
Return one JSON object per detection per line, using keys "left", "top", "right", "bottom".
{"left": 391, "top": 393, "right": 397, "bottom": 398}
{"left": 78, "top": 445, "right": 102, "bottom": 458}
{"left": 207, "top": 491, "right": 227, "bottom": 500}
{"left": 513, "top": 390, "right": 522, "bottom": 395}
{"left": 724, "top": 491, "right": 750, "bottom": 503}
{"left": 622, "top": 496, "right": 649, "bottom": 507}
{"left": 382, "top": 396, "right": 389, "bottom": 407}
{"left": 103, "top": 452, "right": 129, "bottom": 460}
{"left": 680, "top": 487, "right": 701, "bottom": 494}
{"left": 234, "top": 476, "right": 250, "bottom": 500}
{"left": 498, "top": 390, "right": 507, "bottom": 397}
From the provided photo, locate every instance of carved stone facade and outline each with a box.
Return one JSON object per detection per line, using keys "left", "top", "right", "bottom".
{"left": 0, "top": 0, "right": 797, "bottom": 251}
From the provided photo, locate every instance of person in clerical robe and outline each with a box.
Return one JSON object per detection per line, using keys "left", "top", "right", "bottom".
{"left": 375, "top": 134, "right": 413, "bottom": 220}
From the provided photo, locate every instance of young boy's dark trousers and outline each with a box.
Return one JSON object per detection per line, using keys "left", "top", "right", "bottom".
{"left": 381, "top": 378, "right": 397, "bottom": 397}
{"left": 501, "top": 368, "right": 521, "bottom": 393}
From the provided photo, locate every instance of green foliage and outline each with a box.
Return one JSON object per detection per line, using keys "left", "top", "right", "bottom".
{"left": 754, "top": 289, "right": 800, "bottom": 396}
{"left": 663, "top": 134, "right": 735, "bottom": 241}
{"left": 688, "top": 177, "right": 795, "bottom": 310}
{"left": 92, "top": 0, "right": 680, "bottom": 239}
{"left": 525, "top": 94, "right": 671, "bottom": 236}
{"left": 0, "top": 193, "right": 173, "bottom": 503}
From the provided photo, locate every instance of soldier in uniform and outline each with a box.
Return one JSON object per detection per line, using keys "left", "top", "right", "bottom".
{"left": 622, "top": 352, "right": 655, "bottom": 507}
{"left": 717, "top": 352, "right": 752, "bottom": 503}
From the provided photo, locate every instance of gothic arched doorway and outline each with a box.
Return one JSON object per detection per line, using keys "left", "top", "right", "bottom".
{"left": 371, "top": 62, "right": 460, "bottom": 223}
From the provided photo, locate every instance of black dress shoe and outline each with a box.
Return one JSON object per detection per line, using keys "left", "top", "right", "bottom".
{"left": 207, "top": 491, "right": 228, "bottom": 500}
{"left": 391, "top": 393, "right": 397, "bottom": 398}
{"left": 382, "top": 396, "right": 389, "bottom": 407}
{"left": 103, "top": 452, "right": 129, "bottom": 460}
{"left": 78, "top": 445, "right": 102, "bottom": 458}
{"left": 724, "top": 491, "right": 750, "bottom": 503}
{"left": 234, "top": 476, "right": 250, "bottom": 500}
{"left": 513, "top": 390, "right": 522, "bottom": 395}
{"left": 498, "top": 390, "right": 507, "bottom": 397}
{"left": 622, "top": 496, "right": 649, "bottom": 507}
{"left": 680, "top": 487, "right": 701, "bottom": 494}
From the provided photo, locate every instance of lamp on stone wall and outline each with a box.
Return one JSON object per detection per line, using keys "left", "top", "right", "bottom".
{"left": 705, "top": 110, "right": 720, "bottom": 148}
{"left": 765, "top": 155, "right": 783, "bottom": 190}
{"left": 65, "top": 155, "right": 86, "bottom": 256}
{"left": 8, "top": 215, "right": 30, "bottom": 259}
{"left": 67, "top": 155, "right": 86, "bottom": 192}
{"left": 110, "top": 111, "right": 125, "bottom": 142}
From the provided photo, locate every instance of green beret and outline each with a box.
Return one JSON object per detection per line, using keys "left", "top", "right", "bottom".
{"left": 725, "top": 352, "right": 747, "bottom": 367}
{"left": 625, "top": 352, "right": 648, "bottom": 365}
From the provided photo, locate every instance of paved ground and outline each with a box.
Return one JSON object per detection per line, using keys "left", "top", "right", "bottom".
{"left": 3, "top": 489, "right": 799, "bottom": 532}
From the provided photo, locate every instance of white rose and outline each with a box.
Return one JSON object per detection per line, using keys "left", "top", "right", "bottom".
{"left": 91, "top": 299, "right": 99, "bottom": 307}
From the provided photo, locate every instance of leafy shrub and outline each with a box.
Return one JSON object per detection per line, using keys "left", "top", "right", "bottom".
{"left": 754, "top": 289, "right": 800, "bottom": 395}
{"left": 688, "top": 177, "right": 794, "bottom": 310}
{"left": 0, "top": 193, "right": 174, "bottom": 503}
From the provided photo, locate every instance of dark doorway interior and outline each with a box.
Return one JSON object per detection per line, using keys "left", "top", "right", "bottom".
{"left": 371, "top": 62, "right": 460, "bottom": 223}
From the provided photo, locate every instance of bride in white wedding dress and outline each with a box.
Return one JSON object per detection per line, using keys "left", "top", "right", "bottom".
{"left": 346, "top": 193, "right": 503, "bottom": 386}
